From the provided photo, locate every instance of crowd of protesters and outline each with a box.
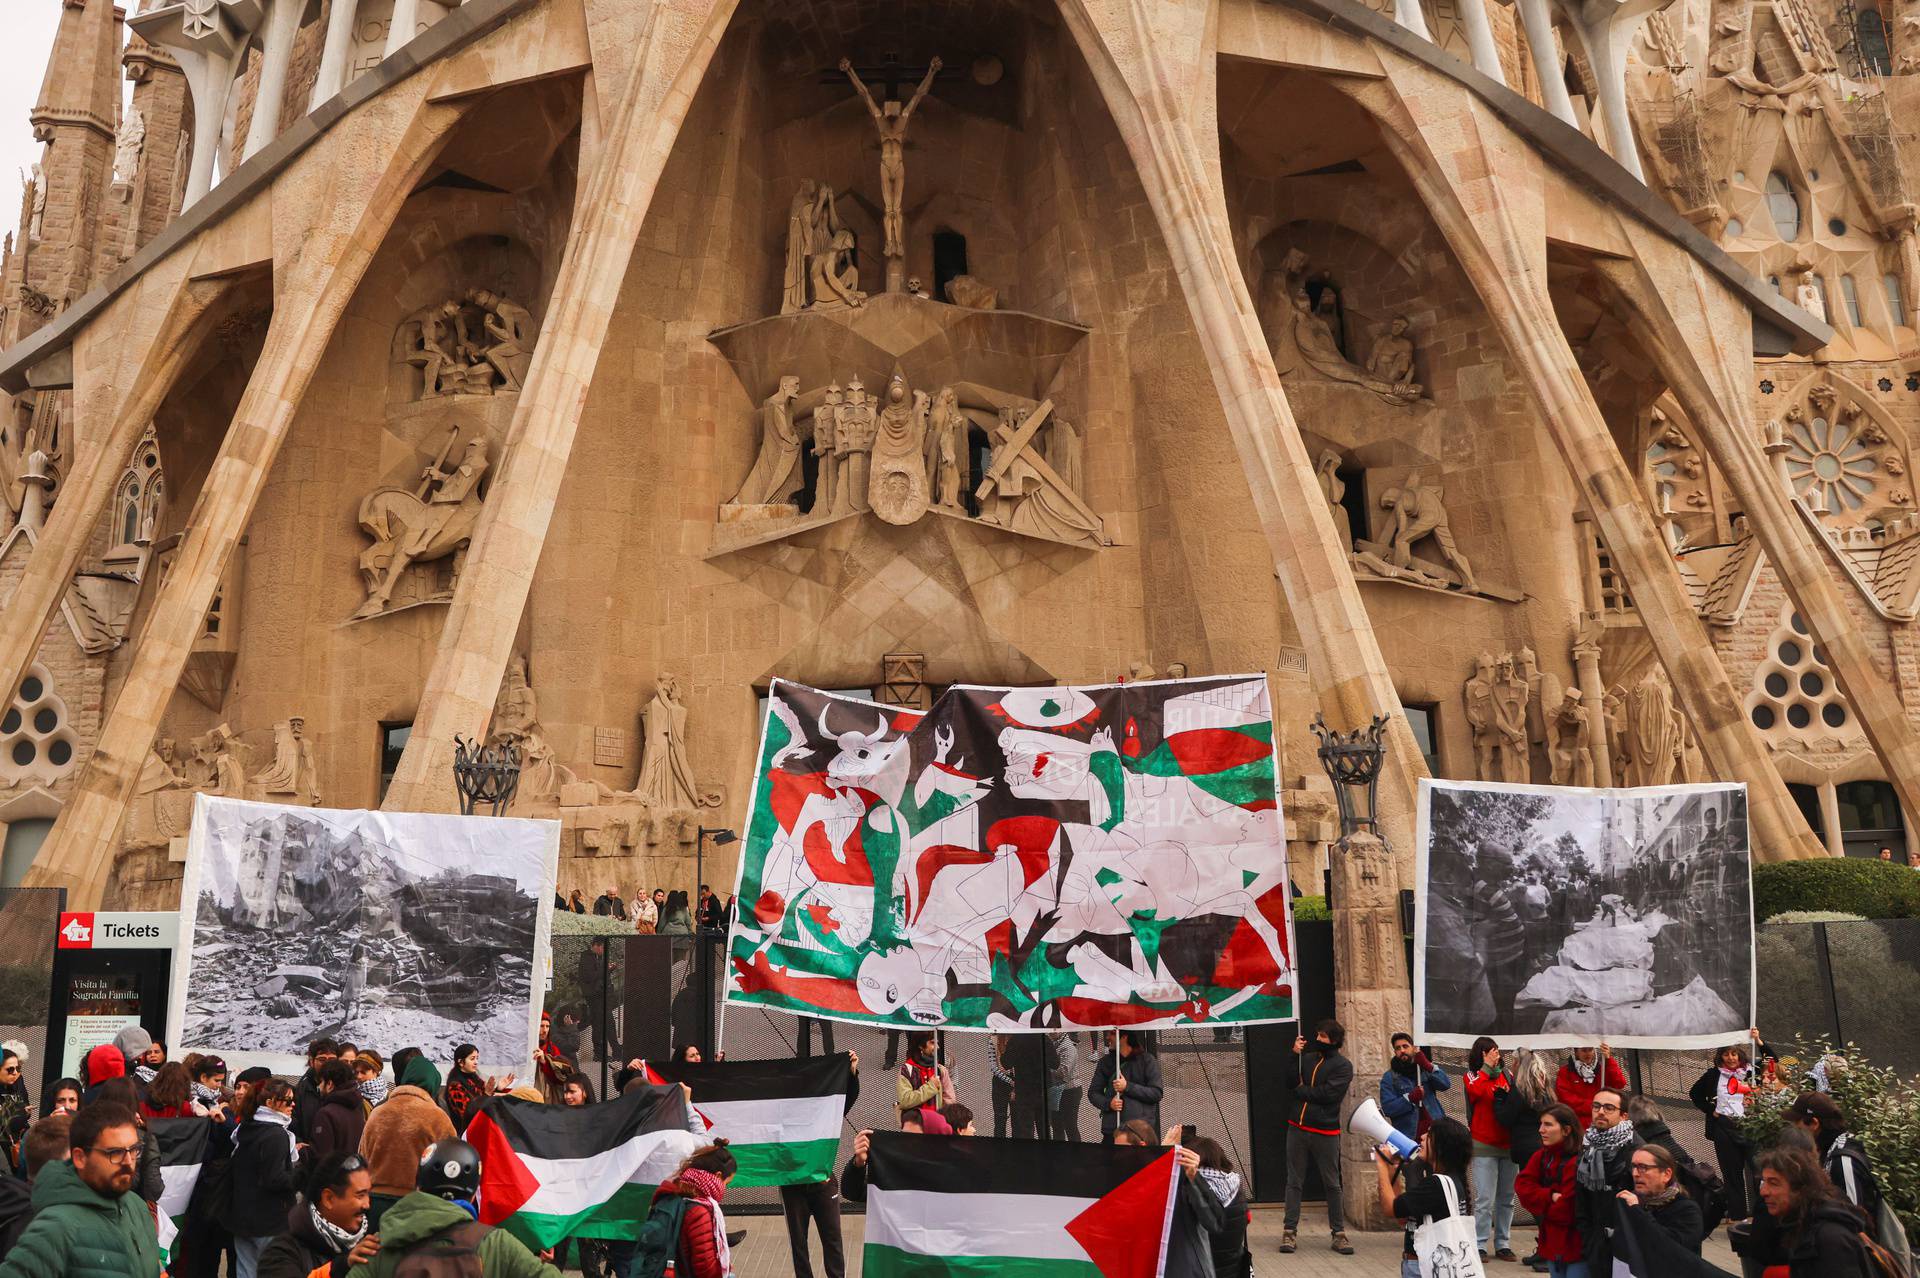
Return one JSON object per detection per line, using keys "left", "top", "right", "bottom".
{"left": 555, "top": 886, "right": 734, "bottom": 938}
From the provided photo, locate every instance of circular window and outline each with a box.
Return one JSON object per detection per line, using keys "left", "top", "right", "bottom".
{"left": 1726, "top": 218, "right": 1744, "bottom": 236}
{"left": 10, "top": 741, "right": 34, "bottom": 767}
{"left": 0, "top": 709, "right": 16, "bottom": 735}
{"left": 1829, "top": 218, "right": 1848, "bottom": 236}
{"left": 1814, "top": 453, "right": 1843, "bottom": 480}
{"left": 1813, "top": 645, "right": 1828, "bottom": 665}
{"left": 1800, "top": 672, "right": 1825, "bottom": 696}
{"left": 32, "top": 707, "right": 57, "bottom": 734}
{"left": 1790, "top": 612, "right": 1808, "bottom": 635}
{"left": 1822, "top": 703, "right": 1848, "bottom": 727}
{"left": 1752, "top": 705, "right": 1776, "bottom": 730}
{"left": 1735, "top": 170, "right": 1748, "bottom": 183}
{"left": 1766, "top": 672, "right": 1791, "bottom": 697}
{"left": 1787, "top": 703, "right": 1813, "bottom": 728}
{"left": 143, "top": 455, "right": 157, "bottom": 469}
{"left": 47, "top": 740, "right": 72, "bottom": 767}
{"left": 1, "top": 663, "right": 76, "bottom": 781}
{"left": 18, "top": 676, "right": 43, "bottom": 702}
{"left": 1779, "top": 641, "right": 1803, "bottom": 665}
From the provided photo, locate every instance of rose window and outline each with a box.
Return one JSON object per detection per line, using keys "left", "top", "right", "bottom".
{"left": 1785, "top": 412, "right": 1877, "bottom": 511}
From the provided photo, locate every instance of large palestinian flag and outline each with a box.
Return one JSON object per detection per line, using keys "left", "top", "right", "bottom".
{"left": 643, "top": 1053, "right": 850, "bottom": 1187}
{"left": 864, "top": 1133, "right": 1181, "bottom": 1278}
{"left": 725, "top": 677, "right": 1294, "bottom": 1030}
{"left": 468, "top": 1086, "right": 699, "bottom": 1247}
{"left": 150, "top": 1116, "right": 209, "bottom": 1264}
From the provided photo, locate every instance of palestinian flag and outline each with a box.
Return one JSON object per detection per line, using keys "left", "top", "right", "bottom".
{"left": 468, "top": 1086, "right": 699, "bottom": 1248}
{"left": 644, "top": 1053, "right": 850, "bottom": 1188}
{"left": 1609, "top": 1201, "right": 1739, "bottom": 1278}
{"left": 864, "top": 1133, "right": 1180, "bottom": 1278}
{"left": 148, "top": 1116, "right": 209, "bottom": 1264}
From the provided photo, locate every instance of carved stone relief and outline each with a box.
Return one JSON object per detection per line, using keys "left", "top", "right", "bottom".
{"left": 351, "top": 427, "right": 490, "bottom": 619}
{"left": 1465, "top": 649, "right": 1585, "bottom": 784}
{"left": 253, "top": 715, "right": 321, "bottom": 805}
{"left": 395, "top": 290, "right": 536, "bottom": 400}
{"left": 1354, "top": 471, "right": 1478, "bottom": 592}
{"left": 1271, "top": 249, "right": 1424, "bottom": 405}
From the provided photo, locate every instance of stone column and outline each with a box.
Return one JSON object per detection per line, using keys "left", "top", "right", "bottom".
{"left": 21, "top": 94, "right": 471, "bottom": 908}
{"left": 1572, "top": 617, "right": 1613, "bottom": 787}
{"left": 1597, "top": 243, "right": 1920, "bottom": 839}
{"left": 1454, "top": 0, "right": 1508, "bottom": 83}
{"left": 1329, "top": 829, "right": 1411, "bottom": 1229}
{"left": 310, "top": 0, "right": 360, "bottom": 108}
{"left": 243, "top": 0, "right": 305, "bottom": 160}
{"left": 0, "top": 262, "right": 218, "bottom": 728}
{"left": 1392, "top": 0, "right": 1435, "bottom": 44}
{"left": 1050, "top": 0, "right": 1431, "bottom": 873}
{"left": 380, "top": 0, "right": 743, "bottom": 812}
{"left": 385, "top": 0, "right": 422, "bottom": 58}
{"left": 1362, "top": 66, "right": 1823, "bottom": 860}
{"left": 1817, "top": 781, "right": 1844, "bottom": 857}
{"left": 178, "top": 47, "right": 239, "bottom": 204}
{"left": 1513, "top": 0, "right": 1577, "bottom": 123}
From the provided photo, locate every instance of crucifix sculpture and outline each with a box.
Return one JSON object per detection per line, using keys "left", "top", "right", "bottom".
{"left": 838, "top": 54, "right": 941, "bottom": 293}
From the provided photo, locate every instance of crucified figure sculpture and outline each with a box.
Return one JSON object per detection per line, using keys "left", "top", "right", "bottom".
{"left": 839, "top": 56, "right": 941, "bottom": 286}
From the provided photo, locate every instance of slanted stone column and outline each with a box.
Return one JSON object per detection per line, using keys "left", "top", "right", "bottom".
{"left": 1359, "top": 63, "right": 1824, "bottom": 860}
{"left": 311, "top": 0, "right": 360, "bottom": 108}
{"left": 1513, "top": 0, "right": 1577, "bottom": 123}
{"left": 21, "top": 94, "right": 471, "bottom": 907}
{"left": 242, "top": 0, "right": 305, "bottom": 159}
{"left": 381, "top": 0, "right": 744, "bottom": 813}
{"left": 1595, "top": 242, "right": 1920, "bottom": 833}
{"left": 1454, "top": 0, "right": 1507, "bottom": 83}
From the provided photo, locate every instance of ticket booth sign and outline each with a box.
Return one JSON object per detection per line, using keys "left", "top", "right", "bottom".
{"left": 48, "top": 911, "right": 177, "bottom": 1088}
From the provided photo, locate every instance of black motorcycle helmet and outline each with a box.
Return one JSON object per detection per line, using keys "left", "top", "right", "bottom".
{"left": 417, "top": 1139, "right": 482, "bottom": 1201}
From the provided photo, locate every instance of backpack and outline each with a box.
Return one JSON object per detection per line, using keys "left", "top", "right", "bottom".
{"left": 1871, "top": 1198, "right": 1913, "bottom": 1278}
{"left": 1857, "top": 1229, "right": 1908, "bottom": 1278}
{"left": 1673, "top": 1157, "right": 1727, "bottom": 1236}
{"left": 393, "top": 1218, "right": 490, "bottom": 1278}
{"left": 627, "top": 1193, "right": 691, "bottom": 1278}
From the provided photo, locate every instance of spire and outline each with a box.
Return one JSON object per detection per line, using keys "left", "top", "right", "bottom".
{"left": 31, "top": 0, "right": 124, "bottom": 148}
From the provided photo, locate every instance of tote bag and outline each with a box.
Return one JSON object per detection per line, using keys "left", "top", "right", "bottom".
{"left": 1413, "top": 1173, "right": 1487, "bottom": 1278}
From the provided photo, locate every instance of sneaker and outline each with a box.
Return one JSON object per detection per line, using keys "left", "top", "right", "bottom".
{"left": 1331, "top": 1232, "right": 1355, "bottom": 1255}
{"left": 1278, "top": 1230, "right": 1297, "bottom": 1254}
{"left": 1495, "top": 1249, "right": 1521, "bottom": 1263}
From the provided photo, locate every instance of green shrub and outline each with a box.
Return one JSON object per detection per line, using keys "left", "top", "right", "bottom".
{"left": 549, "top": 910, "right": 638, "bottom": 937}
{"left": 1293, "top": 894, "right": 1329, "bottom": 923}
{"left": 1764, "top": 909, "right": 1868, "bottom": 924}
{"left": 1737, "top": 1037, "right": 1920, "bottom": 1238}
{"left": 1752, "top": 858, "right": 1920, "bottom": 921}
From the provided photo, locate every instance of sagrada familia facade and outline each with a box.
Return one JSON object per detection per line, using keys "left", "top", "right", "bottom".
{"left": 1, "top": 0, "right": 1917, "bottom": 927}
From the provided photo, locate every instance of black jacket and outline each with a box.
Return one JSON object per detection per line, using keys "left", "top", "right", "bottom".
{"left": 1280, "top": 1043, "right": 1353, "bottom": 1134}
{"left": 1740, "top": 1199, "right": 1877, "bottom": 1278}
{"left": 221, "top": 1118, "right": 300, "bottom": 1238}
{"left": 310, "top": 1087, "right": 367, "bottom": 1165}
{"left": 1492, "top": 1086, "right": 1543, "bottom": 1168}
{"left": 1822, "top": 1134, "right": 1884, "bottom": 1224}
{"left": 1626, "top": 1194, "right": 1704, "bottom": 1254}
{"left": 291, "top": 1070, "right": 326, "bottom": 1144}
{"left": 256, "top": 1203, "right": 354, "bottom": 1278}
{"left": 0, "top": 1172, "right": 34, "bottom": 1260}
{"left": 1088, "top": 1050, "right": 1164, "bottom": 1139}
{"left": 1574, "top": 1133, "right": 1643, "bottom": 1272}
{"left": 1167, "top": 1171, "right": 1226, "bottom": 1278}
{"left": 1199, "top": 1174, "right": 1250, "bottom": 1277}
{"left": 1687, "top": 1055, "right": 1770, "bottom": 1143}
{"left": 1634, "top": 1117, "right": 1690, "bottom": 1165}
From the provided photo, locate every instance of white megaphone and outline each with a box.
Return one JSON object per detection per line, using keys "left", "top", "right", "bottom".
{"left": 1348, "top": 1097, "right": 1419, "bottom": 1160}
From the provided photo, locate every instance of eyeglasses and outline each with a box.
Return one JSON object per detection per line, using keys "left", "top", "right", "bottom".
{"left": 1591, "top": 1102, "right": 1622, "bottom": 1113}
{"left": 0, "top": 1066, "right": 18, "bottom": 1076}
{"left": 90, "top": 1145, "right": 143, "bottom": 1164}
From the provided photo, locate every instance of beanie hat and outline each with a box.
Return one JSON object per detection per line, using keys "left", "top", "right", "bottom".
{"left": 113, "top": 1025, "right": 154, "bottom": 1061}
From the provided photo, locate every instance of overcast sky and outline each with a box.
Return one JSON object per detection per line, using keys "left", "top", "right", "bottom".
{"left": 1, "top": 8, "right": 62, "bottom": 209}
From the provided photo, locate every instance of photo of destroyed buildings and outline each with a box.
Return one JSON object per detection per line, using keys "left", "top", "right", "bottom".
{"left": 1416, "top": 780, "right": 1753, "bottom": 1049}
{"left": 176, "top": 795, "right": 554, "bottom": 1071}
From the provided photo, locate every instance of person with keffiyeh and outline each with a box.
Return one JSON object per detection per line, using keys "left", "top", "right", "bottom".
{"left": 223, "top": 1079, "right": 302, "bottom": 1278}
{"left": 1554, "top": 1044, "right": 1627, "bottom": 1129}
{"left": 257, "top": 1151, "right": 380, "bottom": 1278}
{"left": 654, "top": 1141, "right": 740, "bottom": 1278}
{"left": 1573, "top": 1087, "right": 1643, "bottom": 1274}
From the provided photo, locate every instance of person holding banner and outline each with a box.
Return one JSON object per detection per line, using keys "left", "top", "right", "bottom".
{"left": 1614, "top": 1145, "right": 1704, "bottom": 1254}
{"left": 1090, "top": 1032, "right": 1164, "bottom": 1144}
{"left": 1279, "top": 1021, "right": 1354, "bottom": 1257}
{"left": 1379, "top": 1034, "right": 1451, "bottom": 1141}
{"left": 1573, "top": 1089, "right": 1642, "bottom": 1274}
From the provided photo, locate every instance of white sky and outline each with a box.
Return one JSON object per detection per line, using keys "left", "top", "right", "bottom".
{"left": 1, "top": 7, "right": 62, "bottom": 209}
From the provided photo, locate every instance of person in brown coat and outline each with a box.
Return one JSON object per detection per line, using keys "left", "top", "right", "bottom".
{"left": 357, "top": 1072, "right": 454, "bottom": 1231}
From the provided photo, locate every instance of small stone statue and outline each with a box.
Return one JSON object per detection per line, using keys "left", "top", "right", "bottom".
{"left": 926, "top": 386, "right": 966, "bottom": 509}
{"left": 1549, "top": 688, "right": 1596, "bottom": 785}
{"left": 113, "top": 108, "right": 146, "bottom": 188}
{"left": 812, "top": 384, "right": 843, "bottom": 513}
{"left": 1366, "top": 316, "right": 1417, "bottom": 388}
{"left": 1378, "top": 473, "right": 1476, "bottom": 591}
{"left": 1493, "top": 654, "right": 1529, "bottom": 783}
{"left": 840, "top": 55, "right": 942, "bottom": 288}
{"left": 729, "top": 375, "right": 803, "bottom": 507}
{"left": 634, "top": 674, "right": 703, "bottom": 810}
{"left": 1464, "top": 653, "right": 1498, "bottom": 780}
{"left": 469, "top": 289, "right": 533, "bottom": 390}
{"left": 809, "top": 227, "right": 866, "bottom": 310}
{"left": 783, "top": 180, "right": 841, "bottom": 313}
{"left": 1316, "top": 449, "right": 1352, "bottom": 551}
{"left": 869, "top": 372, "right": 932, "bottom": 525}
{"left": 835, "top": 376, "right": 877, "bottom": 514}
{"left": 255, "top": 716, "right": 321, "bottom": 805}
{"left": 136, "top": 737, "right": 187, "bottom": 795}
{"left": 353, "top": 429, "right": 490, "bottom": 618}
{"left": 945, "top": 275, "right": 998, "bottom": 309}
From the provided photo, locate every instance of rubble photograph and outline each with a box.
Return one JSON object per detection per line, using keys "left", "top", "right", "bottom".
{"left": 176, "top": 795, "right": 557, "bottom": 1071}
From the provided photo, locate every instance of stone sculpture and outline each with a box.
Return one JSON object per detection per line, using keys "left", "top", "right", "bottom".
{"left": 869, "top": 371, "right": 932, "bottom": 525}
{"left": 1316, "top": 449, "right": 1353, "bottom": 551}
{"left": 926, "top": 385, "right": 967, "bottom": 509}
{"left": 488, "top": 651, "right": 577, "bottom": 799}
{"left": 1793, "top": 264, "right": 1826, "bottom": 324}
{"left": 945, "top": 275, "right": 998, "bottom": 309}
{"left": 1550, "top": 688, "right": 1596, "bottom": 786}
{"left": 812, "top": 384, "right": 842, "bottom": 514}
{"left": 728, "top": 375, "right": 803, "bottom": 508}
{"left": 1492, "top": 653, "right": 1529, "bottom": 783}
{"left": 186, "top": 724, "right": 248, "bottom": 798}
{"left": 1047, "top": 417, "right": 1084, "bottom": 496}
{"left": 1276, "top": 251, "right": 1422, "bottom": 404}
{"left": 808, "top": 227, "right": 867, "bottom": 311}
{"left": 1625, "top": 671, "right": 1680, "bottom": 785}
{"left": 137, "top": 738, "right": 187, "bottom": 794}
{"left": 1366, "top": 316, "right": 1417, "bottom": 388}
{"left": 783, "top": 180, "right": 841, "bottom": 313}
{"left": 28, "top": 164, "right": 44, "bottom": 240}
{"left": 834, "top": 376, "right": 877, "bottom": 514}
{"left": 112, "top": 109, "right": 146, "bottom": 188}
{"left": 399, "top": 292, "right": 536, "bottom": 398}
{"left": 1464, "top": 652, "right": 1498, "bottom": 782}
{"left": 401, "top": 302, "right": 462, "bottom": 397}
{"left": 1517, "top": 647, "right": 1562, "bottom": 778}
{"left": 634, "top": 673, "right": 707, "bottom": 810}
{"left": 353, "top": 429, "right": 489, "bottom": 619}
{"left": 469, "top": 289, "right": 532, "bottom": 390}
{"left": 840, "top": 55, "right": 942, "bottom": 289}
{"left": 1374, "top": 473, "right": 1477, "bottom": 591}
{"left": 977, "top": 401, "right": 1105, "bottom": 545}
{"left": 254, "top": 715, "right": 321, "bottom": 804}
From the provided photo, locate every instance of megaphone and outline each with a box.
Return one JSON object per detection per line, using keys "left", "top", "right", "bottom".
{"left": 1349, "top": 1097, "right": 1419, "bottom": 1160}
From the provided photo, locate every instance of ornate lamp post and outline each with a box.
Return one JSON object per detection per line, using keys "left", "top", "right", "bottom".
{"left": 1310, "top": 712, "right": 1411, "bottom": 1229}
{"left": 693, "top": 825, "right": 737, "bottom": 1056}
{"left": 451, "top": 735, "right": 521, "bottom": 817}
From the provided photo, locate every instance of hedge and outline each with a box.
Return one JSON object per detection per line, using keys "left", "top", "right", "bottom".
{"left": 1293, "top": 894, "right": 1330, "bottom": 923}
{"left": 1752, "top": 857, "right": 1920, "bottom": 922}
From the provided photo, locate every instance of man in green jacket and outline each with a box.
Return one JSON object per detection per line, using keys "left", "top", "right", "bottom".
{"left": 0, "top": 1101, "right": 159, "bottom": 1278}
{"left": 348, "top": 1139, "right": 557, "bottom": 1278}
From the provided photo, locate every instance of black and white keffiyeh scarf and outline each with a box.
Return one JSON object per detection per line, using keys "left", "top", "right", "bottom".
{"left": 1577, "top": 1121, "right": 1636, "bottom": 1190}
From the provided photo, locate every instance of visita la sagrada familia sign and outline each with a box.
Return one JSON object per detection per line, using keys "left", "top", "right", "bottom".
{"left": 0, "top": 0, "right": 1917, "bottom": 941}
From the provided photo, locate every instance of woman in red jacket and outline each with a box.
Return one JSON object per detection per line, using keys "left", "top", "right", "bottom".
{"left": 656, "top": 1140, "right": 739, "bottom": 1278}
{"left": 1553, "top": 1045, "right": 1626, "bottom": 1129}
{"left": 1516, "top": 1103, "right": 1587, "bottom": 1277}
{"left": 1464, "top": 1037, "right": 1518, "bottom": 1262}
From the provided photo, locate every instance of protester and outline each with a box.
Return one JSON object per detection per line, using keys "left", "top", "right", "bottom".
{"left": 357, "top": 1059, "right": 454, "bottom": 1232}
{"left": 1625, "top": 1095, "right": 1690, "bottom": 1165}
{"left": 1497, "top": 1049, "right": 1558, "bottom": 1270}
{"left": 445, "top": 1044, "right": 490, "bottom": 1133}
{"left": 292, "top": 1038, "right": 341, "bottom": 1143}
{"left": 1615, "top": 1144, "right": 1703, "bottom": 1254}
{"left": 1515, "top": 1103, "right": 1585, "bottom": 1278}
{"left": 780, "top": 1050, "right": 859, "bottom": 1278}
{"left": 578, "top": 939, "right": 612, "bottom": 1052}
{"left": 36, "top": 1081, "right": 78, "bottom": 1121}
{"left": 257, "top": 1150, "right": 379, "bottom": 1278}
{"left": 554, "top": 1081, "right": 606, "bottom": 1278}
{"left": 1572, "top": 1088, "right": 1643, "bottom": 1274}
{"left": 990, "top": 1036, "right": 1015, "bottom": 1138}
{"left": 0, "top": 1101, "right": 157, "bottom": 1278}
{"left": 311, "top": 1059, "right": 369, "bottom": 1165}
{"left": 1090, "top": 1030, "right": 1164, "bottom": 1143}
{"left": 0, "top": 1115, "right": 69, "bottom": 1257}
{"left": 1189, "top": 1134, "right": 1251, "bottom": 1278}
{"left": 1002, "top": 1035, "right": 1053, "bottom": 1140}
{"left": 181, "top": 1067, "right": 248, "bottom": 1278}
{"left": 895, "top": 1031, "right": 955, "bottom": 1127}
{"left": 353, "top": 1053, "right": 388, "bottom": 1112}
{"left": 938, "top": 1103, "right": 976, "bottom": 1135}
{"left": 653, "top": 1140, "right": 738, "bottom": 1278}
{"left": 0, "top": 1050, "right": 30, "bottom": 1169}
{"left": 1690, "top": 1033, "right": 1764, "bottom": 1221}
{"left": 1379, "top": 1033, "right": 1450, "bottom": 1140}
{"left": 1047, "top": 1032, "right": 1082, "bottom": 1142}
{"left": 1554, "top": 1045, "right": 1626, "bottom": 1129}
{"left": 1737, "top": 1147, "right": 1876, "bottom": 1276}
{"left": 1278, "top": 1019, "right": 1353, "bottom": 1256}
{"left": 139, "top": 1060, "right": 192, "bottom": 1119}
{"left": 223, "top": 1078, "right": 302, "bottom": 1278}
{"left": 1375, "top": 1115, "right": 1474, "bottom": 1278}
{"left": 535, "top": 1015, "right": 576, "bottom": 1104}
{"left": 113, "top": 1027, "right": 155, "bottom": 1087}
{"left": 1464, "top": 1036, "right": 1518, "bottom": 1263}
{"left": 343, "top": 1138, "right": 557, "bottom": 1277}
{"left": 661, "top": 890, "right": 693, "bottom": 934}
{"left": 1786, "top": 1091, "right": 1884, "bottom": 1223}
{"left": 87, "top": 1079, "right": 161, "bottom": 1205}
{"left": 189, "top": 1055, "right": 230, "bottom": 1117}
{"left": 79, "top": 1043, "right": 124, "bottom": 1100}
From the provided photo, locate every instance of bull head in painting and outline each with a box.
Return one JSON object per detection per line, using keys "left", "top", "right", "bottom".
{"left": 819, "top": 702, "right": 911, "bottom": 803}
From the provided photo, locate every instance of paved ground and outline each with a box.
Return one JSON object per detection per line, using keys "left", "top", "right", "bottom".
{"left": 703, "top": 1204, "right": 1744, "bottom": 1276}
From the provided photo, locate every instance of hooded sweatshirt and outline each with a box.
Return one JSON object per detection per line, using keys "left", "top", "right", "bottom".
{"left": 341, "top": 1191, "right": 557, "bottom": 1278}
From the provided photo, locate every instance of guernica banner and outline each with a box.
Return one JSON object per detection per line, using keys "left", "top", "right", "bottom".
{"left": 723, "top": 677, "right": 1297, "bottom": 1031}
{"left": 1415, "top": 779, "right": 1755, "bottom": 1049}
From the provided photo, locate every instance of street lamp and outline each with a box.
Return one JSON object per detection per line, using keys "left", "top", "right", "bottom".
{"left": 693, "top": 825, "right": 738, "bottom": 1059}
{"left": 1310, "top": 712, "right": 1389, "bottom": 839}
{"left": 451, "top": 735, "right": 521, "bottom": 817}
{"left": 694, "top": 826, "right": 738, "bottom": 924}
